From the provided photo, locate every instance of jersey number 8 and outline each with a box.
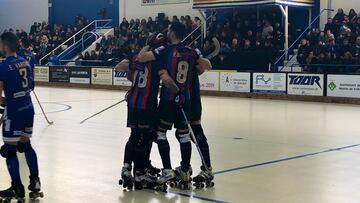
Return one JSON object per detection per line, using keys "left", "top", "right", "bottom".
{"left": 19, "top": 68, "right": 29, "bottom": 88}
{"left": 176, "top": 61, "right": 189, "bottom": 84}
{"left": 136, "top": 68, "right": 149, "bottom": 88}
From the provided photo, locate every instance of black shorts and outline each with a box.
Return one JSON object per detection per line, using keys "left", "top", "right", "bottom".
{"left": 157, "top": 101, "right": 191, "bottom": 130}
{"left": 127, "top": 107, "right": 157, "bottom": 130}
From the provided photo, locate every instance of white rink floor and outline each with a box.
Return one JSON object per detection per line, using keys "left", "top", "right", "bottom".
{"left": 1, "top": 86, "right": 360, "bottom": 203}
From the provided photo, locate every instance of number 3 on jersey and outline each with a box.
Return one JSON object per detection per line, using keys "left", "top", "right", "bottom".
{"left": 176, "top": 61, "right": 189, "bottom": 84}
{"left": 19, "top": 68, "right": 29, "bottom": 88}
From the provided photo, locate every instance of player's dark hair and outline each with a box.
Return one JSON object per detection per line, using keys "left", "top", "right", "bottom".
{"left": 169, "top": 22, "right": 186, "bottom": 40}
{"left": 0, "top": 32, "right": 19, "bottom": 52}
{"left": 21, "top": 38, "right": 31, "bottom": 48}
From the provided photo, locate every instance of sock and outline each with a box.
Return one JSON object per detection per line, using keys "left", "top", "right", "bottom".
{"left": 192, "top": 124, "right": 212, "bottom": 168}
{"left": 180, "top": 142, "right": 192, "bottom": 172}
{"left": 5, "top": 145, "right": 22, "bottom": 186}
{"left": 24, "top": 147, "right": 39, "bottom": 179}
{"left": 157, "top": 139, "right": 172, "bottom": 169}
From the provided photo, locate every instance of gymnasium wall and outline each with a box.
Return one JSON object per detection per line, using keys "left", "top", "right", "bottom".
{"left": 49, "top": 0, "right": 119, "bottom": 26}
{"left": 0, "top": 0, "right": 48, "bottom": 32}
{"left": 120, "top": 0, "right": 200, "bottom": 22}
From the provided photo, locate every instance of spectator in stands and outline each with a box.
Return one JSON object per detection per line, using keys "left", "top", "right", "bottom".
{"left": 297, "top": 39, "right": 310, "bottom": 64}
{"left": 349, "top": 9, "right": 358, "bottom": 22}
{"left": 334, "top": 8, "right": 346, "bottom": 23}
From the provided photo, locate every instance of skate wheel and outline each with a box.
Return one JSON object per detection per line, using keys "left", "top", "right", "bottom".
{"left": 210, "top": 182, "right": 215, "bottom": 187}
{"left": 119, "top": 179, "right": 123, "bottom": 185}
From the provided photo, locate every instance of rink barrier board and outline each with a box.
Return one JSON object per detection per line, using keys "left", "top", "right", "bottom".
{"left": 34, "top": 66, "right": 360, "bottom": 105}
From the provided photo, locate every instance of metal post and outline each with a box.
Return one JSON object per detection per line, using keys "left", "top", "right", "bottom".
{"left": 308, "top": 8, "right": 312, "bottom": 28}
{"left": 279, "top": 5, "right": 289, "bottom": 60}
{"left": 327, "top": 0, "right": 332, "bottom": 19}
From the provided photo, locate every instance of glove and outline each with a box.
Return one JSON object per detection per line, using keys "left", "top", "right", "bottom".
{"left": 174, "top": 93, "right": 185, "bottom": 107}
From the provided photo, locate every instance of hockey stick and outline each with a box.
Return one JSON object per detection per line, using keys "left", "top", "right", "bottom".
{"left": 179, "top": 107, "right": 211, "bottom": 172}
{"left": 80, "top": 99, "right": 126, "bottom": 124}
{"left": 33, "top": 91, "right": 54, "bottom": 125}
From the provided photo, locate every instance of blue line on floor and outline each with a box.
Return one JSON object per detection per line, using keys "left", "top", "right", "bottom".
{"left": 34, "top": 102, "right": 72, "bottom": 115}
{"left": 214, "top": 143, "right": 360, "bottom": 176}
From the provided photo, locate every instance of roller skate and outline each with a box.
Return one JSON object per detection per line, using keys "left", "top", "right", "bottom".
{"left": 174, "top": 166, "right": 192, "bottom": 190}
{"left": 28, "top": 177, "right": 44, "bottom": 200}
{"left": 154, "top": 169, "right": 176, "bottom": 192}
{"left": 134, "top": 171, "right": 158, "bottom": 190}
{"left": 118, "top": 164, "right": 134, "bottom": 190}
{"left": 193, "top": 166, "right": 215, "bottom": 189}
{"left": 0, "top": 184, "right": 25, "bottom": 203}
{"left": 146, "top": 162, "right": 161, "bottom": 177}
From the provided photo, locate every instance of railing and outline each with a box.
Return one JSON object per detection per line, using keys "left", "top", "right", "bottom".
{"left": 291, "top": 63, "right": 360, "bottom": 73}
{"left": 274, "top": 9, "right": 333, "bottom": 72}
{"left": 58, "top": 58, "right": 119, "bottom": 66}
{"left": 182, "top": 10, "right": 217, "bottom": 47}
{"left": 39, "top": 19, "right": 112, "bottom": 65}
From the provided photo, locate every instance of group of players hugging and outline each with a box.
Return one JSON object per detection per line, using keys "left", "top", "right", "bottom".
{"left": 0, "top": 21, "right": 214, "bottom": 203}
{"left": 116, "top": 21, "right": 215, "bottom": 191}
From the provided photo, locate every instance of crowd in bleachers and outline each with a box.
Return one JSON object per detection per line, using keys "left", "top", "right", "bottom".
{"left": 1, "top": 16, "right": 89, "bottom": 63}
{"left": 78, "top": 15, "right": 201, "bottom": 64}
{"left": 206, "top": 13, "right": 284, "bottom": 69}
{"left": 298, "top": 8, "right": 360, "bottom": 68}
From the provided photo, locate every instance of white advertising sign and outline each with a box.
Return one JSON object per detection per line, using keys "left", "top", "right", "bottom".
{"left": 220, "top": 72, "right": 250, "bottom": 92}
{"left": 327, "top": 75, "right": 360, "bottom": 98}
{"left": 91, "top": 68, "right": 113, "bottom": 85}
{"left": 287, "top": 74, "right": 324, "bottom": 96}
{"left": 113, "top": 71, "right": 132, "bottom": 86}
{"left": 199, "top": 71, "right": 219, "bottom": 91}
{"left": 253, "top": 73, "right": 286, "bottom": 93}
{"left": 34, "top": 66, "right": 49, "bottom": 82}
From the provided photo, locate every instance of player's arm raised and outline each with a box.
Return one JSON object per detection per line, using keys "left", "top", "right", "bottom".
{"left": 137, "top": 45, "right": 156, "bottom": 62}
{"left": 115, "top": 59, "right": 130, "bottom": 72}
{"left": 196, "top": 57, "right": 212, "bottom": 75}
{"left": 159, "top": 70, "right": 179, "bottom": 93}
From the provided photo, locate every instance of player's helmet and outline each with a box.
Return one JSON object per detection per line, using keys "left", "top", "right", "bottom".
{"left": 147, "top": 33, "right": 166, "bottom": 48}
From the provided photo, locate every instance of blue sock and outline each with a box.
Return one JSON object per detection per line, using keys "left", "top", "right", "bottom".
{"left": 20, "top": 142, "right": 39, "bottom": 179}
{"left": 5, "top": 145, "right": 22, "bottom": 185}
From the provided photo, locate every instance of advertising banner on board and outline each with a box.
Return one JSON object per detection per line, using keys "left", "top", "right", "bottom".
{"left": 199, "top": 71, "right": 219, "bottom": 91}
{"left": 287, "top": 74, "right": 324, "bottom": 96}
{"left": 327, "top": 75, "right": 360, "bottom": 98}
{"left": 34, "top": 66, "right": 49, "bottom": 82}
{"left": 91, "top": 68, "right": 113, "bottom": 85}
{"left": 253, "top": 73, "right": 286, "bottom": 93}
{"left": 113, "top": 71, "right": 132, "bottom": 86}
{"left": 220, "top": 72, "right": 250, "bottom": 92}
{"left": 70, "top": 67, "right": 91, "bottom": 84}
{"left": 49, "top": 66, "right": 70, "bottom": 83}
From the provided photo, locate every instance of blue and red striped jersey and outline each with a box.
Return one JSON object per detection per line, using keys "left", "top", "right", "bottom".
{"left": 126, "top": 55, "right": 160, "bottom": 110}
{"left": 153, "top": 44, "right": 200, "bottom": 102}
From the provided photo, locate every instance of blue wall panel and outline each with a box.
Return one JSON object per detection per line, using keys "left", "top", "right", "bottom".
{"left": 49, "top": 0, "right": 119, "bottom": 26}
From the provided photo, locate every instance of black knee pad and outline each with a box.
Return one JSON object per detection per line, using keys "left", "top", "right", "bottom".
{"left": 175, "top": 130, "right": 191, "bottom": 144}
{"left": 0, "top": 145, "right": 17, "bottom": 159}
{"left": 17, "top": 142, "right": 33, "bottom": 153}
{"left": 191, "top": 124, "right": 207, "bottom": 143}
